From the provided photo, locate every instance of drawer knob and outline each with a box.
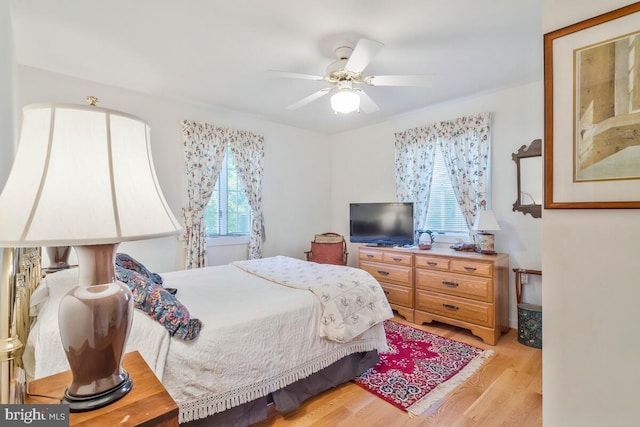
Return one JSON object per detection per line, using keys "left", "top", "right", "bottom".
{"left": 443, "top": 304, "right": 459, "bottom": 311}
{"left": 427, "top": 261, "right": 438, "bottom": 266}
{"left": 366, "top": 254, "right": 374, "bottom": 258}
{"left": 392, "top": 257, "right": 402, "bottom": 262}
{"left": 442, "top": 281, "right": 459, "bottom": 288}
{"left": 383, "top": 290, "right": 390, "bottom": 295}
{"left": 464, "top": 266, "right": 477, "bottom": 272}
{"left": 377, "top": 270, "right": 390, "bottom": 276}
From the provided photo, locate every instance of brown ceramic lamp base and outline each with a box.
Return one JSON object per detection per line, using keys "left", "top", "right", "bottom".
{"left": 58, "top": 243, "right": 133, "bottom": 412}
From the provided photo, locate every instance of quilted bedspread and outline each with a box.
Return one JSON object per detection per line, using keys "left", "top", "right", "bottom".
{"left": 233, "top": 256, "right": 394, "bottom": 342}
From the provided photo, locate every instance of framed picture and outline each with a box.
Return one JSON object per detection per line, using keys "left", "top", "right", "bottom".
{"left": 544, "top": 3, "right": 640, "bottom": 209}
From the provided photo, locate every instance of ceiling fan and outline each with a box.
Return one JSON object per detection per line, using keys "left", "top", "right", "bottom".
{"left": 272, "top": 38, "right": 433, "bottom": 114}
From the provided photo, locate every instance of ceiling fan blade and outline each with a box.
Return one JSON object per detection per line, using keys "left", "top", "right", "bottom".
{"left": 357, "top": 90, "right": 379, "bottom": 113}
{"left": 268, "top": 70, "right": 326, "bottom": 81}
{"left": 286, "top": 88, "right": 332, "bottom": 110}
{"left": 345, "top": 38, "right": 384, "bottom": 73}
{"left": 365, "top": 75, "right": 434, "bottom": 87}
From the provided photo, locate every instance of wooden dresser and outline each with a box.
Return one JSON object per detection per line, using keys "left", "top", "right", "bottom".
{"left": 358, "top": 246, "right": 509, "bottom": 345}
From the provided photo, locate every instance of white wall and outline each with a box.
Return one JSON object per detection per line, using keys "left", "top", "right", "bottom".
{"left": 17, "top": 66, "right": 331, "bottom": 272}
{"left": 542, "top": 1, "right": 640, "bottom": 426}
{"left": 329, "top": 81, "right": 545, "bottom": 328}
{"left": 0, "top": 0, "right": 17, "bottom": 274}
{"left": 1, "top": 0, "right": 16, "bottom": 185}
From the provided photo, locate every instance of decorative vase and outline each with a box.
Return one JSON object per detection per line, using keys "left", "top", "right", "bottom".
{"left": 418, "top": 230, "right": 433, "bottom": 250}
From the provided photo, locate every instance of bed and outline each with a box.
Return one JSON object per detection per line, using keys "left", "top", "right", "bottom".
{"left": 23, "top": 255, "right": 392, "bottom": 425}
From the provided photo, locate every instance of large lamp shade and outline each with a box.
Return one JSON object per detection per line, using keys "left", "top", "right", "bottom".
{"left": 0, "top": 102, "right": 181, "bottom": 411}
{"left": 0, "top": 103, "right": 180, "bottom": 245}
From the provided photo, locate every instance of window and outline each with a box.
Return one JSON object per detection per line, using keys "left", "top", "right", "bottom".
{"left": 204, "top": 144, "right": 251, "bottom": 237}
{"left": 424, "top": 145, "right": 469, "bottom": 234}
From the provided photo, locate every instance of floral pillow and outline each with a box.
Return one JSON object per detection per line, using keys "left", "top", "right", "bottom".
{"left": 115, "top": 263, "right": 202, "bottom": 341}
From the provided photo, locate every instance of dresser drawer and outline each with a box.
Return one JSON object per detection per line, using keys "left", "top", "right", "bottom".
{"left": 415, "top": 255, "right": 450, "bottom": 271}
{"left": 380, "top": 281, "right": 414, "bottom": 308}
{"left": 415, "top": 269, "right": 493, "bottom": 302}
{"left": 416, "top": 290, "right": 494, "bottom": 327}
{"left": 360, "top": 260, "right": 413, "bottom": 285}
{"left": 450, "top": 259, "right": 493, "bottom": 277}
{"left": 382, "top": 251, "right": 413, "bottom": 266}
{"left": 359, "top": 249, "right": 383, "bottom": 262}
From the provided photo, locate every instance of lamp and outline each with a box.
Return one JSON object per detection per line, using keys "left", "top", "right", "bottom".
{"left": 472, "top": 209, "right": 500, "bottom": 255}
{"left": 45, "top": 246, "right": 72, "bottom": 272}
{"left": 330, "top": 81, "right": 360, "bottom": 114}
{"left": 0, "top": 101, "right": 181, "bottom": 411}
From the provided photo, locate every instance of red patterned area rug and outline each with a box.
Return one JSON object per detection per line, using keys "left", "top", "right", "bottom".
{"left": 354, "top": 320, "right": 494, "bottom": 416}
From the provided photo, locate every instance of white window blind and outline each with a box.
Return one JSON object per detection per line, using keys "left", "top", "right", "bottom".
{"left": 424, "top": 145, "right": 469, "bottom": 233}
{"left": 204, "top": 144, "right": 251, "bottom": 236}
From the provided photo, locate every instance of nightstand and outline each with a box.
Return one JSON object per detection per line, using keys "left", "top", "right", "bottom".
{"left": 25, "top": 351, "right": 179, "bottom": 427}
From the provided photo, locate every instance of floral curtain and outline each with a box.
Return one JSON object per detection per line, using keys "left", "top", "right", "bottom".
{"left": 181, "top": 120, "right": 226, "bottom": 269}
{"left": 182, "top": 120, "right": 266, "bottom": 268}
{"left": 437, "top": 112, "right": 492, "bottom": 228}
{"left": 394, "top": 128, "right": 437, "bottom": 230}
{"left": 229, "top": 131, "right": 265, "bottom": 260}
{"left": 394, "top": 112, "right": 492, "bottom": 231}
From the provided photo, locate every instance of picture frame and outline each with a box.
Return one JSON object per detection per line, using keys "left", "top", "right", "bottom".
{"left": 544, "top": 3, "right": 640, "bottom": 209}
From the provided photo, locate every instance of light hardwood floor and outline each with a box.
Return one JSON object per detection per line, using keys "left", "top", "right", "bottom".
{"left": 254, "top": 315, "right": 542, "bottom": 427}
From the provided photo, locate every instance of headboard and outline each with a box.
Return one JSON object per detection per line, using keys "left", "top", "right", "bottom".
{"left": 0, "top": 247, "right": 41, "bottom": 404}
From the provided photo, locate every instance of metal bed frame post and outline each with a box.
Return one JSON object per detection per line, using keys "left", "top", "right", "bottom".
{"left": 0, "top": 248, "right": 21, "bottom": 404}
{"left": 0, "top": 247, "right": 41, "bottom": 404}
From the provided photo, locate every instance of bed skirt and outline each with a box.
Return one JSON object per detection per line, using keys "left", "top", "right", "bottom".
{"left": 182, "top": 350, "right": 379, "bottom": 427}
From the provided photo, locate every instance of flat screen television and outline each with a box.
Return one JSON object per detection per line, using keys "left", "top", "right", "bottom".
{"left": 349, "top": 202, "right": 414, "bottom": 246}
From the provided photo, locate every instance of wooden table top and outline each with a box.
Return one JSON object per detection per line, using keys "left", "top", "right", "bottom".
{"left": 25, "top": 351, "right": 178, "bottom": 427}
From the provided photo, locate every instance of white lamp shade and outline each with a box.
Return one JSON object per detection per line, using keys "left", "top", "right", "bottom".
{"left": 472, "top": 209, "right": 500, "bottom": 232}
{"left": 0, "top": 103, "right": 181, "bottom": 246}
{"left": 330, "top": 90, "right": 360, "bottom": 114}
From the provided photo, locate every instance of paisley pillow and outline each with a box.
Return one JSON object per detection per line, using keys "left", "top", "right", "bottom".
{"left": 115, "top": 265, "right": 202, "bottom": 340}
{"left": 116, "top": 253, "right": 163, "bottom": 285}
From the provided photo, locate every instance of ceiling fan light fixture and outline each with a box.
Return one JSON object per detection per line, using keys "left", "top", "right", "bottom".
{"left": 331, "top": 89, "right": 360, "bottom": 114}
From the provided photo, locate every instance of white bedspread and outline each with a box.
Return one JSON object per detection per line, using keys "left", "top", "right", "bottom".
{"left": 25, "top": 260, "right": 390, "bottom": 424}
{"left": 233, "top": 256, "right": 393, "bottom": 342}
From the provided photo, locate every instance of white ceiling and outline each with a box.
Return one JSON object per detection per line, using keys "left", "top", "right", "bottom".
{"left": 9, "top": 0, "right": 542, "bottom": 135}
